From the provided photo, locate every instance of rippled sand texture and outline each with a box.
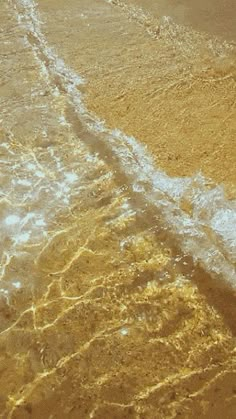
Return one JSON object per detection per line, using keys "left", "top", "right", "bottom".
{"left": 0, "top": 1, "right": 236, "bottom": 418}
{"left": 39, "top": 0, "right": 236, "bottom": 190}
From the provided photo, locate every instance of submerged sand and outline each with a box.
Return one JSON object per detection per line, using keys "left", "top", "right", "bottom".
{"left": 40, "top": 0, "right": 236, "bottom": 190}
{"left": 0, "top": 1, "right": 235, "bottom": 418}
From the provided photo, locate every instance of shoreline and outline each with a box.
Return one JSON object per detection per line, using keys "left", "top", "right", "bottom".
{"left": 0, "top": 1, "right": 235, "bottom": 417}
{"left": 40, "top": 0, "right": 236, "bottom": 191}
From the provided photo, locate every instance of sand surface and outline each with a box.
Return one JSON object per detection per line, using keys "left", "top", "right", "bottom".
{"left": 0, "top": 1, "right": 235, "bottom": 418}
{"left": 40, "top": 0, "right": 236, "bottom": 190}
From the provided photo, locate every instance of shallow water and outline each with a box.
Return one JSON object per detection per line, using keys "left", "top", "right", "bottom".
{"left": 0, "top": 0, "right": 236, "bottom": 418}
{"left": 123, "top": 0, "right": 236, "bottom": 41}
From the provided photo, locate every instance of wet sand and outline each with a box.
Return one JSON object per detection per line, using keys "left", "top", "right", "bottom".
{"left": 38, "top": 0, "right": 236, "bottom": 191}
{"left": 125, "top": 0, "right": 236, "bottom": 42}
{"left": 0, "top": 1, "right": 236, "bottom": 418}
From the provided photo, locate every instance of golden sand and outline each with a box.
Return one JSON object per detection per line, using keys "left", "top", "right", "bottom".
{"left": 39, "top": 0, "right": 236, "bottom": 190}
{"left": 0, "top": 1, "right": 235, "bottom": 418}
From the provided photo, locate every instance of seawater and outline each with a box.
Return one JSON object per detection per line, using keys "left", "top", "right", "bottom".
{"left": 0, "top": 0, "right": 235, "bottom": 417}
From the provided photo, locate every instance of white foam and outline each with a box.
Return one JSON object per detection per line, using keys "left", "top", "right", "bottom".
{"left": 58, "top": 116, "right": 69, "bottom": 126}
{"left": 14, "top": 231, "right": 31, "bottom": 244}
{"left": 35, "top": 218, "right": 46, "bottom": 227}
{"left": 0, "top": 143, "right": 10, "bottom": 149}
{"left": 120, "top": 327, "right": 129, "bottom": 336}
{"left": 17, "top": 179, "right": 32, "bottom": 186}
{"left": 13, "top": 0, "right": 236, "bottom": 287}
{"left": 0, "top": 289, "right": 9, "bottom": 295}
{"left": 23, "top": 212, "right": 36, "bottom": 223}
{"left": 5, "top": 215, "right": 21, "bottom": 226}
{"left": 64, "top": 172, "right": 78, "bottom": 183}
{"left": 35, "top": 170, "right": 45, "bottom": 178}
{"left": 26, "top": 163, "right": 37, "bottom": 171}
{"left": 12, "top": 281, "right": 22, "bottom": 289}
{"left": 211, "top": 209, "right": 236, "bottom": 262}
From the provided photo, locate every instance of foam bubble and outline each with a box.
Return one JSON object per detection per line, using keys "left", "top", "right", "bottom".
{"left": 12, "top": 281, "right": 21, "bottom": 289}
{"left": 35, "top": 170, "right": 45, "bottom": 178}
{"left": 14, "top": 232, "right": 31, "bottom": 244}
{"left": 26, "top": 163, "right": 37, "bottom": 170}
{"left": 120, "top": 328, "right": 129, "bottom": 336}
{"left": 35, "top": 218, "right": 46, "bottom": 227}
{"left": 17, "top": 179, "right": 32, "bottom": 186}
{"left": 5, "top": 215, "right": 21, "bottom": 226}
{"left": 65, "top": 172, "right": 78, "bottom": 183}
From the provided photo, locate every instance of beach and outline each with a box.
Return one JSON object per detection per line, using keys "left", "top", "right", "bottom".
{"left": 0, "top": 1, "right": 235, "bottom": 418}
